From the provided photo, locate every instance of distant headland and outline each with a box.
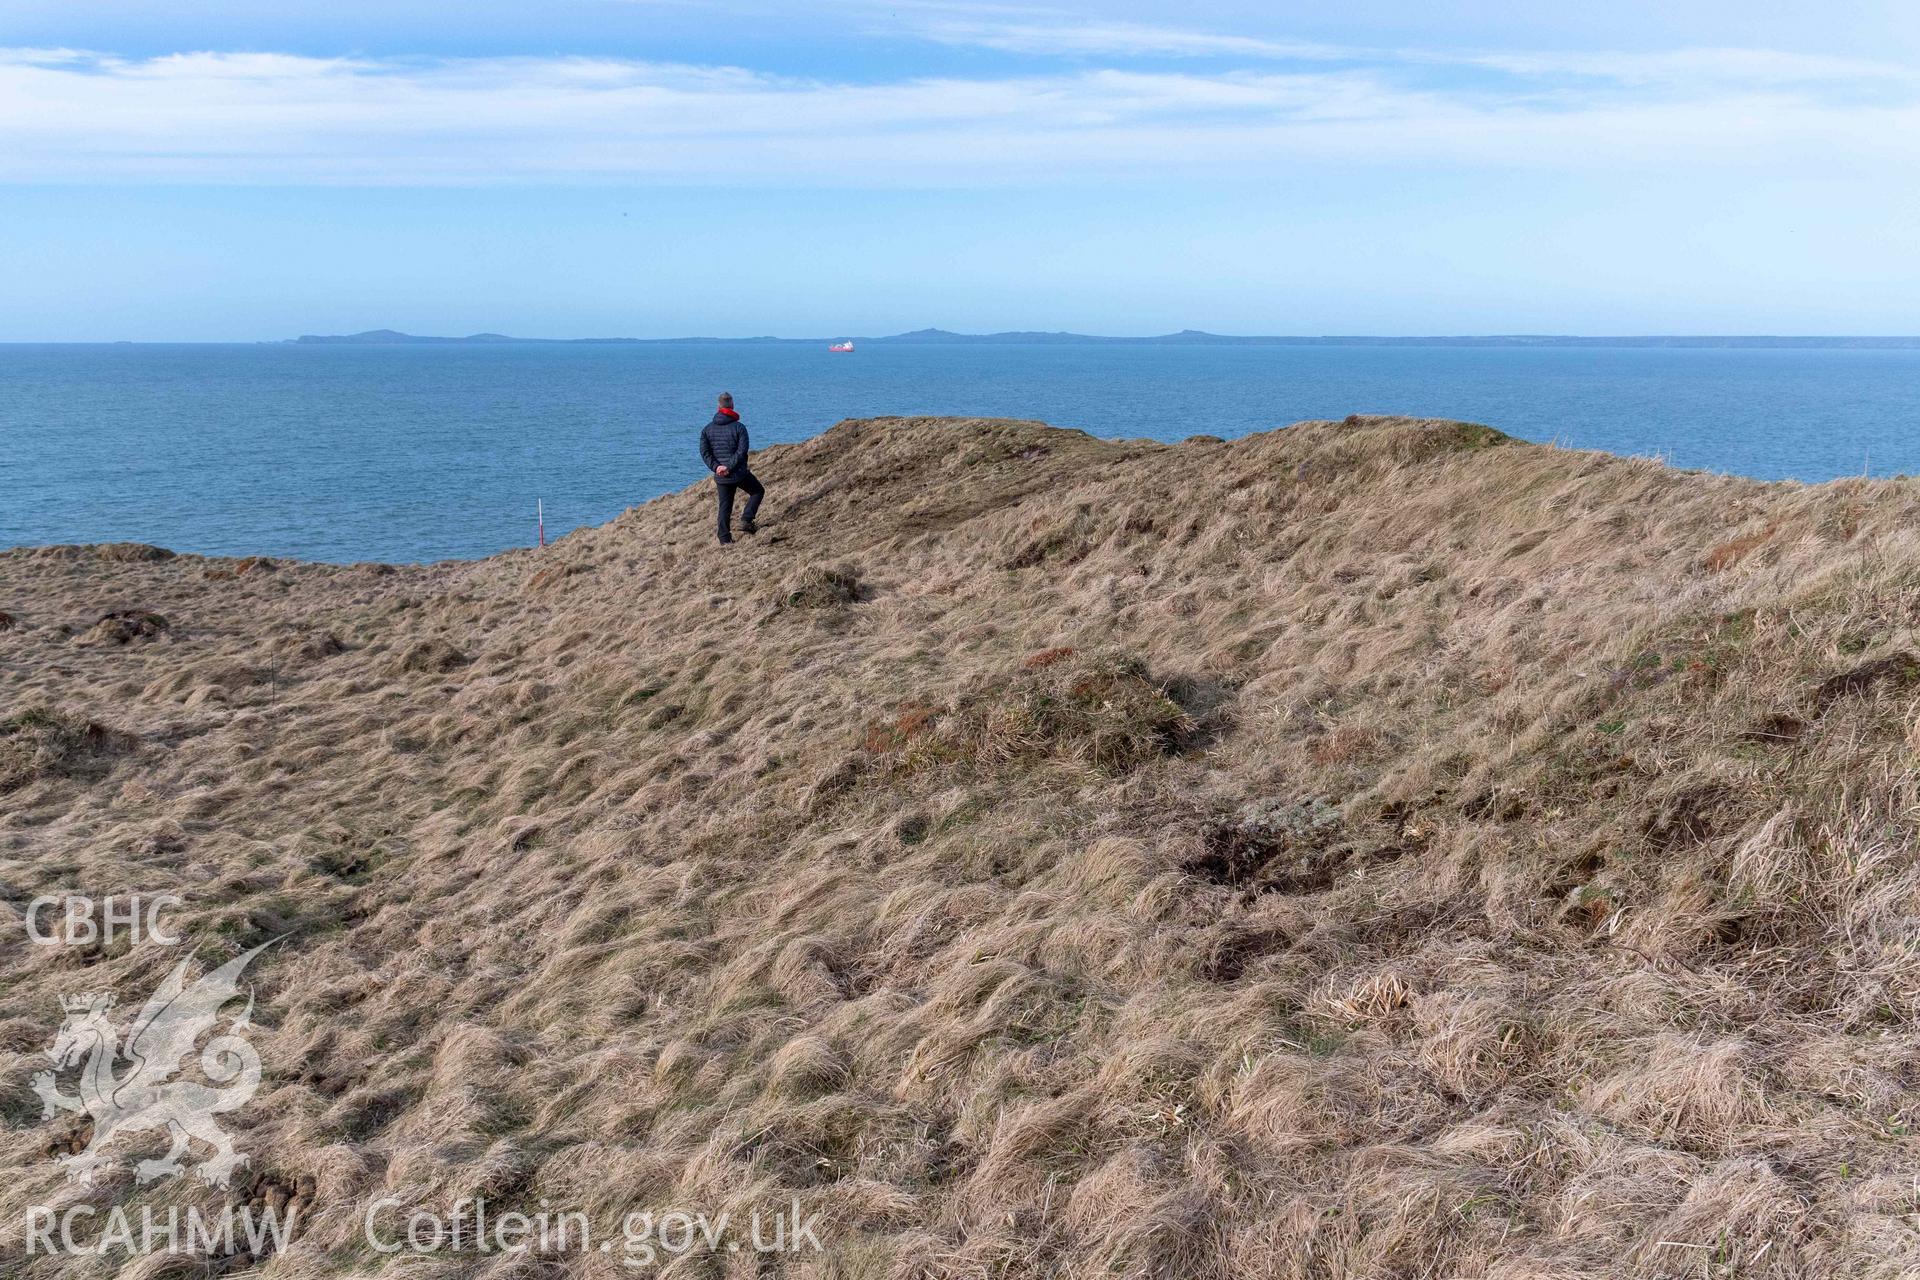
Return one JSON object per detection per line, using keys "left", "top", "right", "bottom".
{"left": 289, "top": 328, "right": 1920, "bottom": 349}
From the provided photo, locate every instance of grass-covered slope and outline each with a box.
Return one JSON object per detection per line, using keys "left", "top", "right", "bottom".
{"left": 4, "top": 415, "right": 1920, "bottom": 1278}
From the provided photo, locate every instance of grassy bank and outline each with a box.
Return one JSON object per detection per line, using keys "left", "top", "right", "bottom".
{"left": 4, "top": 415, "right": 1919, "bottom": 1278}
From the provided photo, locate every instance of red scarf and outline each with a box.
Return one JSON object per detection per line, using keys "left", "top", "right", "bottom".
{"left": 716, "top": 406, "right": 738, "bottom": 419}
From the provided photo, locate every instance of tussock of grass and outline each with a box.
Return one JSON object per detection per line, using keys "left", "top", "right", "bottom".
{"left": 94, "top": 542, "right": 176, "bottom": 563}
{"left": 779, "top": 561, "right": 864, "bottom": 609}
{"left": 73, "top": 608, "right": 169, "bottom": 646}
{"left": 0, "top": 705, "right": 132, "bottom": 792}
{"left": 393, "top": 637, "right": 469, "bottom": 673}
{"left": 6, "top": 414, "right": 1920, "bottom": 1277}
{"left": 935, "top": 649, "right": 1193, "bottom": 775}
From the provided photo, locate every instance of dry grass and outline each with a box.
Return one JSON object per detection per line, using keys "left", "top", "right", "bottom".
{"left": 4, "top": 414, "right": 1920, "bottom": 1277}
{"left": 0, "top": 705, "right": 135, "bottom": 793}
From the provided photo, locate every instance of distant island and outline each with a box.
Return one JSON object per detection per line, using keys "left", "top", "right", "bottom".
{"left": 290, "top": 328, "right": 1920, "bottom": 349}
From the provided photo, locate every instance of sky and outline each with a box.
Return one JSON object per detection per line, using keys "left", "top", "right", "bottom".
{"left": 3, "top": 0, "right": 1919, "bottom": 340}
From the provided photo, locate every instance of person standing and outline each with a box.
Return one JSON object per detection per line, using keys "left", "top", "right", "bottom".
{"left": 698, "top": 392, "right": 764, "bottom": 544}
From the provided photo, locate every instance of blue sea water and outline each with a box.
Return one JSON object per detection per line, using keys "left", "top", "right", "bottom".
{"left": 5, "top": 342, "right": 1918, "bottom": 563}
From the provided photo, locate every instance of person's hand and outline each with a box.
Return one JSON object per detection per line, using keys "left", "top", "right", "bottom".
{"left": 715, "top": 465, "right": 729, "bottom": 477}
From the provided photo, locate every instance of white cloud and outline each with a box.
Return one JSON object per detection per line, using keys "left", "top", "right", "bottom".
{"left": 1461, "top": 47, "right": 1917, "bottom": 89}
{"left": 916, "top": 19, "right": 1353, "bottom": 61}
{"left": 914, "top": 17, "right": 1919, "bottom": 88}
{"left": 0, "top": 45, "right": 1913, "bottom": 185}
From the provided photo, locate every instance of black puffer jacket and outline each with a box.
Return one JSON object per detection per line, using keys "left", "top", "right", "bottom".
{"left": 698, "top": 412, "right": 749, "bottom": 478}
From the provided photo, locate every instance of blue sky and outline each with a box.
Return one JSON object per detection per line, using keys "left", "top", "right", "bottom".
{"left": 3, "top": 0, "right": 1918, "bottom": 339}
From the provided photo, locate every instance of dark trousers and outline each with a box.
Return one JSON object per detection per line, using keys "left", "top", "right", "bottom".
{"left": 715, "top": 468, "right": 764, "bottom": 543}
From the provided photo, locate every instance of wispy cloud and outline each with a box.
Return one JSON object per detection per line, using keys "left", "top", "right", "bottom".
{"left": 924, "top": 16, "right": 1918, "bottom": 84}
{"left": 915, "top": 19, "right": 1355, "bottom": 62}
{"left": 0, "top": 43, "right": 1914, "bottom": 185}
{"left": 1460, "top": 46, "right": 1917, "bottom": 91}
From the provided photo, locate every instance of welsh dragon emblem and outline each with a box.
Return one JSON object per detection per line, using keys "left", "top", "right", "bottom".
{"left": 32, "top": 942, "right": 271, "bottom": 1188}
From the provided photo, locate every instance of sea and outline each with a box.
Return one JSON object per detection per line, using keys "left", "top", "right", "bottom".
{"left": 6, "top": 342, "right": 1919, "bottom": 563}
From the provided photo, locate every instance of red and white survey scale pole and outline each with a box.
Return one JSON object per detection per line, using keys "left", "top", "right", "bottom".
{"left": 537, "top": 499, "right": 545, "bottom": 548}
